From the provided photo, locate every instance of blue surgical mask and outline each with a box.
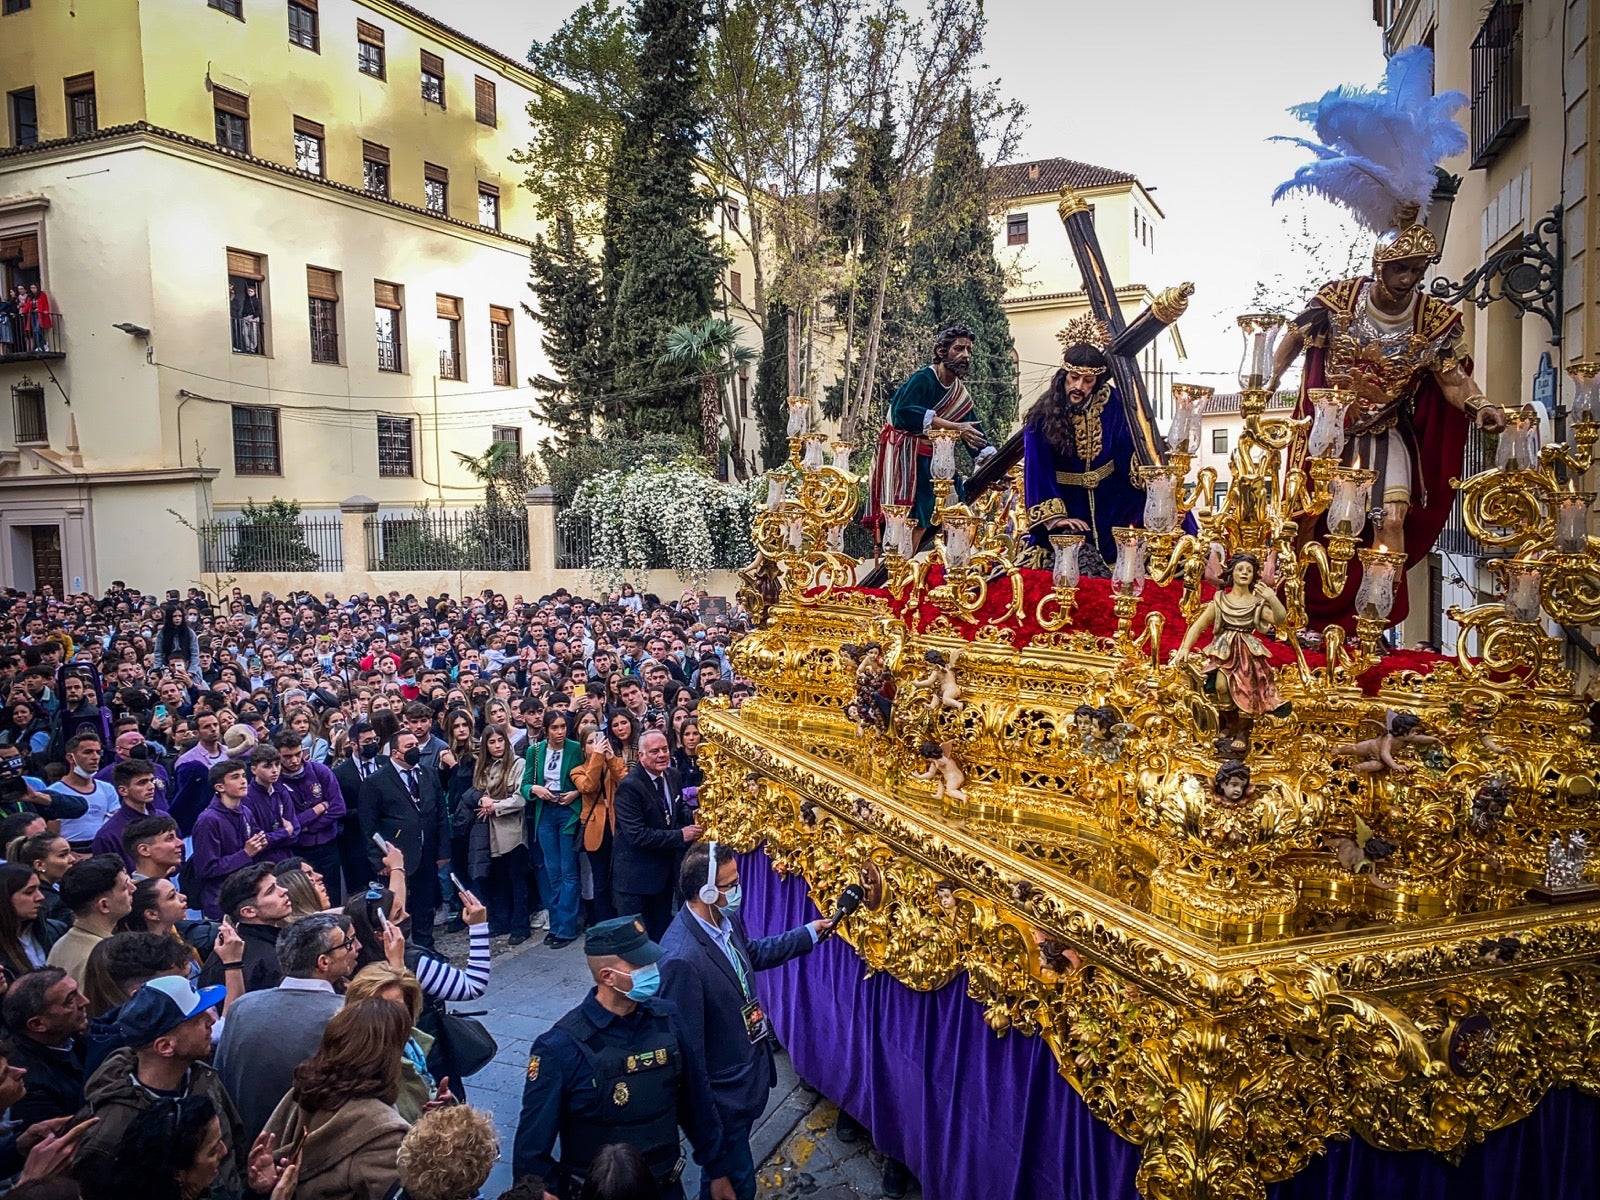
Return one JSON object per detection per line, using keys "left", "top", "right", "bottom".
{"left": 620, "top": 963, "right": 660, "bottom": 1001}
{"left": 721, "top": 884, "right": 742, "bottom": 915}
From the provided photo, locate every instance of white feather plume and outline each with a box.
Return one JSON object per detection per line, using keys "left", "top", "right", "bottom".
{"left": 1270, "top": 46, "right": 1468, "bottom": 233}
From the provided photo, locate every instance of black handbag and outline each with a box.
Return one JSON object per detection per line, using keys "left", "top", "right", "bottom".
{"left": 421, "top": 1002, "right": 498, "bottom": 1079}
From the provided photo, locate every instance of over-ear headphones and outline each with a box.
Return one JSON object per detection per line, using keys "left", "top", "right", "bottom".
{"left": 698, "top": 841, "right": 721, "bottom": 904}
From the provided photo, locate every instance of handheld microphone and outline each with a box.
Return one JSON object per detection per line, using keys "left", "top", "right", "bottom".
{"left": 819, "top": 883, "right": 866, "bottom": 940}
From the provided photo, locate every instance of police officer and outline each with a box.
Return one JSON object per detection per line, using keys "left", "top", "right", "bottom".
{"left": 513, "top": 914, "right": 737, "bottom": 1200}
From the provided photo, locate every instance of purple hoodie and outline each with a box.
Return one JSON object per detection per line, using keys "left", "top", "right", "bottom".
{"left": 190, "top": 797, "right": 259, "bottom": 918}
{"left": 244, "top": 779, "right": 300, "bottom": 864}
{"left": 280, "top": 760, "right": 344, "bottom": 848}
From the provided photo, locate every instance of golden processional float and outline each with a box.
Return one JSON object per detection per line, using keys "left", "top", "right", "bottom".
{"left": 695, "top": 301, "right": 1600, "bottom": 1195}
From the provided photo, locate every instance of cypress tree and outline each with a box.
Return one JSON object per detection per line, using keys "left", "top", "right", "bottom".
{"left": 526, "top": 218, "right": 608, "bottom": 449}
{"left": 753, "top": 298, "right": 790, "bottom": 470}
{"left": 906, "top": 96, "right": 1018, "bottom": 437}
{"left": 607, "top": 0, "right": 722, "bottom": 438}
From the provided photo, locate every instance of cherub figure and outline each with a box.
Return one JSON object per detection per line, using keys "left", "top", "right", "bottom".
{"left": 1211, "top": 759, "right": 1254, "bottom": 808}
{"left": 1082, "top": 705, "right": 1134, "bottom": 763}
{"left": 1334, "top": 711, "right": 1440, "bottom": 775}
{"left": 840, "top": 641, "right": 893, "bottom": 733}
{"left": 1323, "top": 813, "right": 1397, "bottom": 886}
{"left": 910, "top": 648, "right": 962, "bottom": 713}
{"left": 1467, "top": 776, "right": 1512, "bottom": 838}
{"left": 917, "top": 741, "right": 968, "bottom": 802}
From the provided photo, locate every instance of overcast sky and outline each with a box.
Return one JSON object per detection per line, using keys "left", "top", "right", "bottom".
{"left": 414, "top": 0, "right": 1388, "bottom": 383}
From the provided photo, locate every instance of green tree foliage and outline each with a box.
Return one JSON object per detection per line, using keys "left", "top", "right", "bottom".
{"left": 230, "top": 499, "right": 319, "bottom": 573}
{"left": 526, "top": 219, "right": 610, "bottom": 446}
{"left": 753, "top": 298, "right": 791, "bottom": 470}
{"left": 607, "top": 0, "right": 724, "bottom": 439}
{"left": 537, "top": 428, "right": 697, "bottom": 508}
{"left": 658, "top": 317, "right": 758, "bottom": 471}
{"left": 906, "top": 96, "right": 1018, "bottom": 437}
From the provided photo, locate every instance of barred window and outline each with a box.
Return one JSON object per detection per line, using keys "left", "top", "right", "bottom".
{"left": 307, "top": 266, "right": 339, "bottom": 364}
{"left": 489, "top": 305, "right": 513, "bottom": 386}
{"left": 232, "top": 406, "right": 281, "bottom": 475}
{"left": 378, "top": 416, "right": 414, "bottom": 476}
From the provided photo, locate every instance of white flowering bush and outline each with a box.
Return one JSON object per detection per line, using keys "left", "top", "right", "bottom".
{"left": 564, "top": 457, "right": 760, "bottom": 591}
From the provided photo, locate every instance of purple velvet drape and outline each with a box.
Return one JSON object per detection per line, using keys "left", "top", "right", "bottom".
{"left": 741, "top": 848, "right": 1599, "bottom": 1200}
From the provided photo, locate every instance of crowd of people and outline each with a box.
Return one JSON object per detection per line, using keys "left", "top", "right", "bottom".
{"left": 0, "top": 284, "right": 53, "bottom": 357}
{"left": 0, "top": 578, "right": 842, "bottom": 1200}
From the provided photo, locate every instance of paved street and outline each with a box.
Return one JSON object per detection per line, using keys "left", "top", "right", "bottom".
{"left": 443, "top": 929, "right": 920, "bottom": 1199}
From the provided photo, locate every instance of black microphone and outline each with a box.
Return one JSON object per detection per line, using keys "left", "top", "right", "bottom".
{"left": 819, "top": 883, "right": 866, "bottom": 940}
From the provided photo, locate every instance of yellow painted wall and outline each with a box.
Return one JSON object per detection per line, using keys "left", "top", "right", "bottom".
{"left": 0, "top": 0, "right": 148, "bottom": 141}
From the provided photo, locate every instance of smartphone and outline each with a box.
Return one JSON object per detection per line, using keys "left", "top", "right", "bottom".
{"left": 449, "top": 871, "right": 467, "bottom": 894}
{"left": 377, "top": 907, "right": 393, "bottom": 934}
{"left": 154, "top": 704, "right": 168, "bottom": 720}
{"left": 372, "top": 832, "right": 389, "bottom": 853}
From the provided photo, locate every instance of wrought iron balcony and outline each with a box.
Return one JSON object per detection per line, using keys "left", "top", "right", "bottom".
{"left": 1, "top": 309, "right": 64, "bottom": 362}
{"left": 1470, "top": 0, "right": 1529, "bottom": 169}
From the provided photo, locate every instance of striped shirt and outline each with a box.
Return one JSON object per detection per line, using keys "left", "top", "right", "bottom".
{"left": 411, "top": 924, "right": 491, "bottom": 1001}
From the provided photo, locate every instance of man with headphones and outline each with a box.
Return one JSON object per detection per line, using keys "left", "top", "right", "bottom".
{"left": 658, "top": 842, "right": 835, "bottom": 1200}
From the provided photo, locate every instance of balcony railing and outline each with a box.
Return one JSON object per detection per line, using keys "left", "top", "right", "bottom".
{"left": 1470, "top": 0, "right": 1529, "bottom": 169}
{"left": 376, "top": 336, "right": 402, "bottom": 372}
{"left": 1, "top": 310, "right": 64, "bottom": 361}
{"left": 230, "top": 315, "right": 265, "bottom": 355}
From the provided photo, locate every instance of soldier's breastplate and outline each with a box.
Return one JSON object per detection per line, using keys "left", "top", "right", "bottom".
{"left": 1329, "top": 295, "right": 1430, "bottom": 423}
{"left": 558, "top": 1019, "right": 684, "bottom": 1177}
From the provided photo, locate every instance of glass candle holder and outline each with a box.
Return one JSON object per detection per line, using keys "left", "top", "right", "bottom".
{"left": 1495, "top": 406, "right": 1543, "bottom": 472}
{"left": 928, "top": 429, "right": 960, "bottom": 482}
{"left": 1142, "top": 472, "right": 1179, "bottom": 533}
{"left": 1555, "top": 492, "right": 1593, "bottom": 554}
{"left": 882, "top": 505, "right": 914, "bottom": 558}
{"left": 825, "top": 523, "right": 846, "bottom": 553}
{"left": 941, "top": 513, "right": 976, "bottom": 571}
{"left": 830, "top": 439, "right": 855, "bottom": 472}
{"left": 1568, "top": 362, "right": 1600, "bottom": 426}
{"left": 1502, "top": 561, "right": 1544, "bottom": 623}
{"left": 786, "top": 396, "right": 812, "bottom": 438}
{"left": 764, "top": 470, "right": 789, "bottom": 514}
{"left": 1327, "top": 471, "right": 1372, "bottom": 537}
{"left": 1353, "top": 547, "right": 1404, "bottom": 622}
{"left": 1111, "top": 527, "right": 1148, "bottom": 597}
{"left": 1050, "top": 534, "right": 1085, "bottom": 589}
{"left": 1305, "top": 387, "right": 1353, "bottom": 460}
{"left": 1168, "top": 383, "right": 1212, "bottom": 456}
{"left": 780, "top": 504, "right": 806, "bottom": 552}
{"left": 801, "top": 433, "right": 828, "bottom": 472}
{"left": 1236, "top": 313, "right": 1285, "bottom": 392}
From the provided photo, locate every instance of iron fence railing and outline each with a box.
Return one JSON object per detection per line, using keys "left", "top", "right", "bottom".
{"left": 554, "top": 507, "right": 750, "bottom": 571}
{"left": 2, "top": 309, "right": 64, "bottom": 360}
{"left": 198, "top": 513, "right": 344, "bottom": 573}
{"left": 1470, "top": 0, "right": 1528, "bottom": 169}
{"left": 364, "top": 509, "right": 529, "bottom": 572}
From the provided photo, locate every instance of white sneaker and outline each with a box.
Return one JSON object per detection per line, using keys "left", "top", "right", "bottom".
{"left": 532, "top": 910, "right": 550, "bottom": 930}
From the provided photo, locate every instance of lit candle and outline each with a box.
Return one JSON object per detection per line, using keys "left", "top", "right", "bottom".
{"left": 1111, "top": 527, "right": 1148, "bottom": 597}
{"left": 1353, "top": 548, "right": 1404, "bottom": 622}
{"left": 1049, "top": 533, "right": 1085, "bottom": 590}
{"left": 882, "top": 505, "right": 914, "bottom": 558}
{"left": 1568, "top": 362, "right": 1600, "bottom": 425}
{"left": 1327, "top": 471, "right": 1370, "bottom": 537}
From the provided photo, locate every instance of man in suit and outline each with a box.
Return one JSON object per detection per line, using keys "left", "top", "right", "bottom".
{"left": 332, "top": 721, "right": 382, "bottom": 899}
{"left": 659, "top": 842, "right": 833, "bottom": 1200}
{"left": 612, "top": 729, "right": 702, "bottom": 940}
{"left": 358, "top": 728, "right": 449, "bottom": 950}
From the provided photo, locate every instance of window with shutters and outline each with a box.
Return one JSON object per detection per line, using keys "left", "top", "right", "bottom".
{"left": 724, "top": 198, "right": 740, "bottom": 229}
{"left": 492, "top": 425, "right": 521, "bottom": 456}
{"left": 306, "top": 267, "right": 339, "bottom": 364}
{"left": 362, "top": 141, "right": 389, "bottom": 197}
{"left": 64, "top": 74, "right": 96, "bottom": 136}
{"left": 287, "top": 0, "right": 317, "bottom": 51}
{"left": 207, "top": 0, "right": 242, "bottom": 16}
{"left": 213, "top": 87, "right": 249, "bottom": 153}
{"left": 489, "top": 306, "right": 513, "bottom": 386}
{"left": 227, "top": 250, "right": 266, "bottom": 355}
{"left": 729, "top": 270, "right": 742, "bottom": 302}
{"left": 1006, "top": 213, "right": 1028, "bottom": 245}
{"left": 8, "top": 88, "right": 38, "bottom": 149}
{"left": 357, "top": 21, "right": 386, "bottom": 78}
{"left": 377, "top": 416, "right": 414, "bottom": 477}
{"left": 293, "top": 116, "right": 324, "bottom": 176}
{"left": 374, "top": 281, "right": 402, "bottom": 372}
{"left": 436, "top": 295, "right": 462, "bottom": 380}
{"left": 232, "top": 406, "right": 281, "bottom": 475}
{"left": 477, "top": 184, "right": 499, "bottom": 230}
{"left": 474, "top": 76, "right": 496, "bottom": 126}
{"left": 424, "top": 163, "right": 448, "bottom": 216}
{"left": 420, "top": 50, "right": 445, "bottom": 106}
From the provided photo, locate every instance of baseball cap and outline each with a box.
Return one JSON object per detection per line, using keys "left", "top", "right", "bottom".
{"left": 115, "top": 976, "right": 226, "bottom": 1046}
{"left": 584, "top": 915, "right": 662, "bottom": 964}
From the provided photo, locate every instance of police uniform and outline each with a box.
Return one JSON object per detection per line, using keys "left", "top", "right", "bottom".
{"left": 512, "top": 916, "right": 729, "bottom": 1199}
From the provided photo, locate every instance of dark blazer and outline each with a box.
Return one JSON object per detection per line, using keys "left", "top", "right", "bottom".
{"left": 357, "top": 760, "right": 449, "bottom": 876}
{"left": 658, "top": 904, "right": 815, "bottom": 1128}
{"left": 611, "top": 763, "right": 689, "bottom": 896}
{"left": 332, "top": 756, "right": 366, "bottom": 812}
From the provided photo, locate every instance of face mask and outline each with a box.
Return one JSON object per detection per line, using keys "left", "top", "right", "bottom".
{"left": 359, "top": 742, "right": 380, "bottom": 760}
{"left": 128, "top": 742, "right": 151, "bottom": 760}
{"left": 618, "top": 962, "right": 660, "bottom": 1002}
{"left": 721, "top": 884, "right": 742, "bottom": 915}
{"left": 402, "top": 746, "right": 422, "bottom": 767}
{"left": 72, "top": 764, "right": 94, "bottom": 779}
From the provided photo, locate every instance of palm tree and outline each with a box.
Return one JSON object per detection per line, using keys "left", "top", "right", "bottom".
{"left": 659, "top": 317, "right": 758, "bottom": 478}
